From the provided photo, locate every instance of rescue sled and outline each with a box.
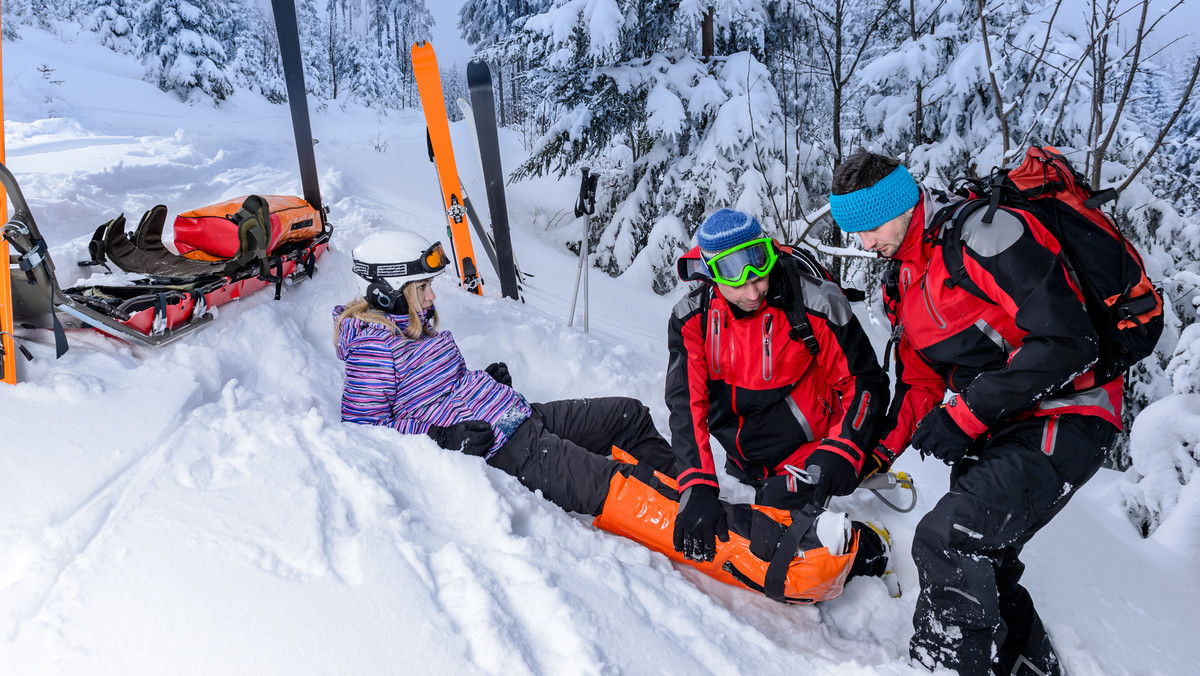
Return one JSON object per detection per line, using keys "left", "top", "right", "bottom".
{"left": 0, "top": 0, "right": 327, "bottom": 352}
{"left": 1, "top": 169, "right": 329, "bottom": 349}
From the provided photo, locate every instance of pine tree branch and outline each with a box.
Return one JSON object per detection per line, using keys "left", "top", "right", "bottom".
{"left": 1115, "top": 55, "right": 1200, "bottom": 194}
{"left": 1050, "top": 43, "right": 1095, "bottom": 142}
{"left": 843, "top": 0, "right": 898, "bottom": 87}
{"left": 795, "top": 204, "right": 832, "bottom": 242}
{"left": 802, "top": 235, "right": 879, "bottom": 259}
{"left": 745, "top": 58, "right": 786, "bottom": 230}
{"left": 912, "top": 0, "right": 950, "bottom": 35}
{"left": 1013, "top": 0, "right": 1063, "bottom": 103}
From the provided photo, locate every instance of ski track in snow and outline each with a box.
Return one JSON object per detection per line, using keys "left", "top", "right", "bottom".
{"left": 2, "top": 24, "right": 1198, "bottom": 676}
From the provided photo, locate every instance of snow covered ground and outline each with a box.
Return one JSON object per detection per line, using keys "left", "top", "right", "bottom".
{"left": 1, "top": 27, "right": 1196, "bottom": 675}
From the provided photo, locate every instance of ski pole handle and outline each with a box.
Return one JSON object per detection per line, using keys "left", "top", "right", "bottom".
{"left": 575, "top": 167, "right": 598, "bottom": 217}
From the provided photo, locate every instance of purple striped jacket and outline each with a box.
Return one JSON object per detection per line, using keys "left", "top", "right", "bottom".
{"left": 334, "top": 305, "right": 531, "bottom": 457}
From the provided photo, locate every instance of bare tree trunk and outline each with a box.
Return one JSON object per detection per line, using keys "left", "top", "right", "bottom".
{"left": 977, "top": 0, "right": 1011, "bottom": 159}
{"left": 909, "top": 0, "right": 924, "bottom": 145}
{"left": 702, "top": 7, "right": 714, "bottom": 62}
{"left": 329, "top": 9, "right": 338, "bottom": 100}
{"left": 1087, "top": 1, "right": 1111, "bottom": 185}
{"left": 827, "top": 1, "right": 846, "bottom": 281}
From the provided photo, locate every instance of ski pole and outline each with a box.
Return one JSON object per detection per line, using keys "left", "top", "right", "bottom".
{"left": 567, "top": 218, "right": 586, "bottom": 328}
{"left": 567, "top": 167, "right": 598, "bottom": 330}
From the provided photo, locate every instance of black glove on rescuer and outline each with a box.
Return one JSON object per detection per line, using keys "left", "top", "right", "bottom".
{"left": 484, "top": 362, "right": 512, "bottom": 387}
{"left": 672, "top": 485, "right": 729, "bottom": 562}
{"left": 804, "top": 447, "right": 860, "bottom": 505}
{"left": 428, "top": 420, "right": 495, "bottom": 457}
{"left": 910, "top": 405, "right": 974, "bottom": 465}
{"left": 857, "top": 445, "right": 893, "bottom": 483}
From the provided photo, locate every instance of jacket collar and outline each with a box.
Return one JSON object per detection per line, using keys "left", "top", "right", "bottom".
{"left": 894, "top": 186, "right": 938, "bottom": 265}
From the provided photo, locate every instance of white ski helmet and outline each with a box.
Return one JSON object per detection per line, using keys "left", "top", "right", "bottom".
{"left": 351, "top": 231, "right": 448, "bottom": 313}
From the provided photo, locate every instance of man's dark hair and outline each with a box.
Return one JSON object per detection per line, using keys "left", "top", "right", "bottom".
{"left": 831, "top": 149, "right": 901, "bottom": 195}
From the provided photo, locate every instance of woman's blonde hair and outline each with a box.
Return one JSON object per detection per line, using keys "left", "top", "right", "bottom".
{"left": 334, "top": 281, "right": 438, "bottom": 342}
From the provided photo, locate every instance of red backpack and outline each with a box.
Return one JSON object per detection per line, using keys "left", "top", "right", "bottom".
{"left": 933, "top": 146, "right": 1164, "bottom": 383}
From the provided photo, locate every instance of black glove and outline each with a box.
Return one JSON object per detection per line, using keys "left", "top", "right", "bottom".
{"left": 484, "top": 361, "right": 512, "bottom": 387}
{"left": 858, "top": 444, "right": 894, "bottom": 484}
{"left": 910, "top": 405, "right": 974, "bottom": 465}
{"left": 672, "top": 486, "right": 729, "bottom": 562}
{"left": 428, "top": 420, "right": 495, "bottom": 457}
{"left": 804, "top": 447, "right": 860, "bottom": 505}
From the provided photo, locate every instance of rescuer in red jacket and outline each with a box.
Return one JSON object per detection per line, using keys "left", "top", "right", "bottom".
{"left": 666, "top": 208, "right": 890, "bottom": 564}
{"left": 830, "top": 150, "right": 1120, "bottom": 675}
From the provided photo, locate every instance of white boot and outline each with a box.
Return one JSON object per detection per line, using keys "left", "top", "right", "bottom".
{"left": 814, "top": 510, "right": 852, "bottom": 556}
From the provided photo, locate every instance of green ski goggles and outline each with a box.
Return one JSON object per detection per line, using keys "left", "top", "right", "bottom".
{"left": 703, "top": 238, "right": 778, "bottom": 286}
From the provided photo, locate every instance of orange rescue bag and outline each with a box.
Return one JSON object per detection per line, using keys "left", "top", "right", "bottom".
{"left": 173, "top": 195, "right": 322, "bottom": 261}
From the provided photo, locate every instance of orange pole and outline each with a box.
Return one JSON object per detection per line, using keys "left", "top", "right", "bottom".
{"left": 0, "top": 5, "right": 16, "bottom": 385}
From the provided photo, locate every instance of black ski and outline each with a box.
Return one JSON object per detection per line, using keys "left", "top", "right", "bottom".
{"left": 270, "top": 0, "right": 323, "bottom": 219}
{"left": 466, "top": 60, "right": 520, "bottom": 301}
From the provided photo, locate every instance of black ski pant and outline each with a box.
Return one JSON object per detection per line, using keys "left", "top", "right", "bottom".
{"left": 908, "top": 414, "right": 1116, "bottom": 675}
{"left": 486, "top": 397, "right": 675, "bottom": 516}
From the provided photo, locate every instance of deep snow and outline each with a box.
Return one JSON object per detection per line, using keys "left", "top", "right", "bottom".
{"left": 0, "top": 26, "right": 1196, "bottom": 676}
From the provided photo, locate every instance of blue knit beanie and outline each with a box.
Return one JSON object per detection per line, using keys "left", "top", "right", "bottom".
{"left": 697, "top": 209, "right": 763, "bottom": 254}
{"left": 829, "top": 165, "right": 920, "bottom": 233}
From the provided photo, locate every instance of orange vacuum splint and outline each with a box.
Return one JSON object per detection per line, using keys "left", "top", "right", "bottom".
{"left": 594, "top": 448, "right": 859, "bottom": 604}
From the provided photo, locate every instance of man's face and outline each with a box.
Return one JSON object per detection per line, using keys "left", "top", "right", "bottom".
{"left": 716, "top": 275, "right": 770, "bottom": 313}
{"left": 856, "top": 207, "right": 914, "bottom": 258}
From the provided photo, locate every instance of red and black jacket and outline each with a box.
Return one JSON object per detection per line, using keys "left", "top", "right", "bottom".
{"left": 666, "top": 244, "right": 889, "bottom": 493}
{"left": 879, "top": 188, "right": 1123, "bottom": 460}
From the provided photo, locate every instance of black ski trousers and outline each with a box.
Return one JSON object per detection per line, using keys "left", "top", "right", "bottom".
{"left": 908, "top": 414, "right": 1116, "bottom": 676}
{"left": 486, "top": 397, "right": 675, "bottom": 516}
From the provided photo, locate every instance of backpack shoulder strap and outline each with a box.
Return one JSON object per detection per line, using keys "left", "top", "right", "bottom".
{"left": 773, "top": 256, "right": 823, "bottom": 356}
{"left": 784, "top": 304, "right": 820, "bottom": 356}
{"left": 936, "top": 199, "right": 997, "bottom": 304}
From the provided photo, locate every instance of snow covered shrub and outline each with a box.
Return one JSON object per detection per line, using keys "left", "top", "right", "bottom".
{"left": 509, "top": 0, "right": 786, "bottom": 293}
{"left": 1122, "top": 323, "right": 1200, "bottom": 549}
{"left": 1167, "top": 324, "right": 1200, "bottom": 395}
{"left": 136, "top": 0, "right": 235, "bottom": 102}
{"left": 90, "top": 0, "right": 140, "bottom": 54}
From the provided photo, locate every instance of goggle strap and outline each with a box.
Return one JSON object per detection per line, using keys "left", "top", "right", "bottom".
{"left": 353, "top": 260, "right": 417, "bottom": 279}
{"left": 353, "top": 242, "right": 447, "bottom": 281}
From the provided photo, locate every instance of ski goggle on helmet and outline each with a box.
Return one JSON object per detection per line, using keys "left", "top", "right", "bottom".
{"left": 351, "top": 231, "right": 448, "bottom": 313}
{"left": 702, "top": 238, "right": 778, "bottom": 286}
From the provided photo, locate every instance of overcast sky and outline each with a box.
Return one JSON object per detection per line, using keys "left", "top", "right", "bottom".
{"left": 427, "top": 0, "right": 475, "bottom": 69}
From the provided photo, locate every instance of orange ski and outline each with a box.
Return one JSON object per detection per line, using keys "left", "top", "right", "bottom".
{"left": 1, "top": 9, "right": 16, "bottom": 385}
{"left": 411, "top": 41, "right": 482, "bottom": 295}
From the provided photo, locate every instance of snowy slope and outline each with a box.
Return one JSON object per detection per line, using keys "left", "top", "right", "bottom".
{"left": 0, "top": 27, "right": 1195, "bottom": 676}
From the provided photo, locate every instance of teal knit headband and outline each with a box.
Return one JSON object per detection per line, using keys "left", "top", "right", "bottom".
{"left": 829, "top": 165, "right": 920, "bottom": 233}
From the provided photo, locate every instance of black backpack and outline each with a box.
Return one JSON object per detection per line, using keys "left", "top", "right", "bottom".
{"left": 931, "top": 146, "right": 1164, "bottom": 383}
